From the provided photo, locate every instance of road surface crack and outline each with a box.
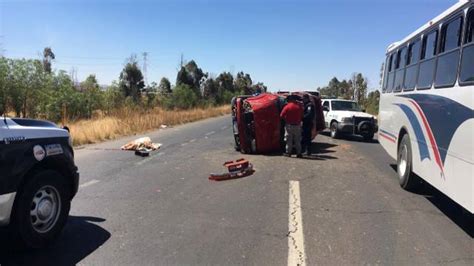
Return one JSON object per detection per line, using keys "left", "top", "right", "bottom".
{"left": 288, "top": 183, "right": 305, "bottom": 266}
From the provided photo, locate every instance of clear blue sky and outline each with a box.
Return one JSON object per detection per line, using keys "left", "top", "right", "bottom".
{"left": 0, "top": 0, "right": 457, "bottom": 91}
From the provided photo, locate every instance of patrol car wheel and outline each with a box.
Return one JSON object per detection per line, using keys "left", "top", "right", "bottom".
{"left": 397, "top": 134, "right": 421, "bottom": 191}
{"left": 330, "top": 122, "right": 340, "bottom": 139}
{"left": 12, "top": 170, "right": 71, "bottom": 248}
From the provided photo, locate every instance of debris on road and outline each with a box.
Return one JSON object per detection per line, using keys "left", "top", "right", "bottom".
{"left": 121, "top": 137, "right": 162, "bottom": 156}
{"left": 209, "top": 158, "right": 254, "bottom": 181}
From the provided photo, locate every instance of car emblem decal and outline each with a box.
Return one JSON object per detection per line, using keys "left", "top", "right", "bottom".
{"left": 33, "top": 145, "right": 46, "bottom": 161}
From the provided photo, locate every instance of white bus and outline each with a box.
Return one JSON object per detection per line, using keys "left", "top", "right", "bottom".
{"left": 379, "top": 0, "right": 473, "bottom": 214}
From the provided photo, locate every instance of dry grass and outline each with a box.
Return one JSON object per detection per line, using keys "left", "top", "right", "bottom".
{"left": 69, "top": 105, "right": 230, "bottom": 146}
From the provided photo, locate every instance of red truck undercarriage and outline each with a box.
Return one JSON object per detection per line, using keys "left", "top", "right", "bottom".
{"left": 231, "top": 92, "right": 325, "bottom": 154}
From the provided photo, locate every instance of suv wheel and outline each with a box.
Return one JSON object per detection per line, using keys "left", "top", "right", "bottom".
{"left": 363, "top": 132, "right": 374, "bottom": 141}
{"left": 11, "top": 170, "right": 71, "bottom": 248}
{"left": 330, "top": 122, "right": 340, "bottom": 139}
{"left": 397, "top": 134, "right": 421, "bottom": 190}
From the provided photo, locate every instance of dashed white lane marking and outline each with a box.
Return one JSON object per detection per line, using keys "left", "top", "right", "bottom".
{"left": 189, "top": 139, "right": 196, "bottom": 143}
{"left": 181, "top": 143, "right": 189, "bottom": 146}
{"left": 79, "top": 179, "right": 100, "bottom": 189}
{"left": 135, "top": 151, "right": 166, "bottom": 166}
{"left": 205, "top": 131, "right": 216, "bottom": 136}
{"left": 288, "top": 180, "right": 307, "bottom": 266}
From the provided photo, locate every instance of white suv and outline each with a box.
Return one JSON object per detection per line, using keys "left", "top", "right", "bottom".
{"left": 322, "top": 99, "right": 378, "bottom": 141}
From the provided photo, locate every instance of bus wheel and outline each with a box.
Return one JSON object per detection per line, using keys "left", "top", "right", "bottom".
{"left": 397, "top": 134, "right": 421, "bottom": 190}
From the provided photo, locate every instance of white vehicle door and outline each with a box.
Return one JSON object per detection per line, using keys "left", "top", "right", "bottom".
{"left": 322, "top": 101, "right": 330, "bottom": 126}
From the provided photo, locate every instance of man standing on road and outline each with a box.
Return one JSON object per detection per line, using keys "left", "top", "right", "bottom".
{"left": 301, "top": 94, "right": 315, "bottom": 155}
{"left": 280, "top": 95, "right": 304, "bottom": 158}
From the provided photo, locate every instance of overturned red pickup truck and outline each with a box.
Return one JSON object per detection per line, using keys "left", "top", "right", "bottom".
{"left": 231, "top": 92, "right": 325, "bottom": 154}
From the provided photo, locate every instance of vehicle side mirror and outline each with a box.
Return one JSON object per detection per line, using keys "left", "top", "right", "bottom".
{"left": 323, "top": 106, "right": 329, "bottom": 112}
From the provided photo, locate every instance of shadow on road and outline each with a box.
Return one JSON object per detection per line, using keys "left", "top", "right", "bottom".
{"left": 0, "top": 216, "right": 110, "bottom": 266}
{"left": 262, "top": 141, "right": 338, "bottom": 160}
{"left": 389, "top": 164, "right": 474, "bottom": 238}
{"left": 320, "top": 131, "right": 380, "bottom": 144}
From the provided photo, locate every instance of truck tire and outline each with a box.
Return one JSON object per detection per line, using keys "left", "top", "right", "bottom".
{"left": 11, "top": 170, "right": 71, "bottom": 248}
{"left": 397, "top": 134, "right": 421, "bottom": 191}
{"left": 330, "top": 121, "right": 340, "bottom": 139}
{"left": 363, "top": 132, "right": 374, "bottom": 141}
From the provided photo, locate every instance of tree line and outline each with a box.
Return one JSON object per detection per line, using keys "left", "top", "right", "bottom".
{"left": 0, "top": 48, "right": 268, "bottom": 122}
{"left": 317, "top": 73, "right": 380, "bottom": 115}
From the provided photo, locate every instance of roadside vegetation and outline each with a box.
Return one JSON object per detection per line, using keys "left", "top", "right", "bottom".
{"left": 317, "top": 73, "right": 380, "bottom": 115}
{"left": 69, "top": 105, "right": 230, "bottom": 146}
{"left": 0, "top": 48, "right": 268, "bottom": 145}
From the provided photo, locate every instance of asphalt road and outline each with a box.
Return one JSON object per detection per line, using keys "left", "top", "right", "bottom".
{"left": 1, "top": 115, "right": 473, "bottom": 265}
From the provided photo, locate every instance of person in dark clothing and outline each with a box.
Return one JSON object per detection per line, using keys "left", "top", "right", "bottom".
{"left": 301, "top": 94, "right": 315, "bottom": 155}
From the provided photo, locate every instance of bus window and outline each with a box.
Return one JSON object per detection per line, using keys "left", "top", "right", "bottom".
{"left": 387, "top": 53, "right": 395, "bottom": 92}
{"left": 460, "top": 9, "right": 474, "bottom": 84}
{"left": 417, "top": 30, "right": 438, "bottom": 89}
{"left": 394, "top": 46, "right": 407, "bottom": 92}
{"left": 435, "top": 16, "right": 463, "bottom": 87}
{"left": 382, "top": 55, "right": 390, "bottom": 92}
{"left": 404, "top": 39, "right": 421, "bottom": 90}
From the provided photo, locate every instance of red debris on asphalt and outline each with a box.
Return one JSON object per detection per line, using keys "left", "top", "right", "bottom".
{"left": 209, "top": 158, "right": 254, "bottom": 181}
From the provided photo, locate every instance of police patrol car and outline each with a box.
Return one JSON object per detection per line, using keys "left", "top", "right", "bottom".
{"left": 322, "top": 99, "right": 378, "bottom": 141}
{"left": 0, "top": 117, "right": 79, "bottom": 248}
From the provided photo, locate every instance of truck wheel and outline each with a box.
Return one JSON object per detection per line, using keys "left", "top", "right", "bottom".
{"left": 363, "top": 132, "right": 374, "bottom": 141}
{"left": 11, "top": 170, "right": 71, "bottom": 248}
{"left": 397, "top": 134, "right": 421, "bottom": 191}
{"left": 330, "top": 122, "right": 340, "bottom": 139}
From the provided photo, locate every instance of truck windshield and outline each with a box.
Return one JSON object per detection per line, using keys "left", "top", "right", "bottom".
{"left": 331, "top": 101, "right": 360, "bottom": 111}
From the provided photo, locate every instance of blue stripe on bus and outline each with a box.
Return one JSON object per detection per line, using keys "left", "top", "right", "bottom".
{"left": 399, "top": 94, "right": 474, "bottom": 164}
{"left": 394, "top": 103, "right": 431, "bottom": 161}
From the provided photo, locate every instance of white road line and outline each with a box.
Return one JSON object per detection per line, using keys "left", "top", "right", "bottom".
{"left": 181, "top": 143, "right": 189, "bottom": 146}
{"left": 79, "top": 179, "right": 100, "bottom": 189}
{"left": 288, "top": 180, "right": 307, "bottom": 266}
{"left": 135, "top": 151, "right": 166, "bottom": 166}
{"left": 205, "top": 131, "right": 216, "bottom": 136}
{"left": 189, "top": 139, "right": 196, "bottom": 143}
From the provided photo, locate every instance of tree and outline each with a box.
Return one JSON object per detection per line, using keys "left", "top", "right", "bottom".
{"left": 119, "top": 55, "right": 145, "bottom": 102}
{"left": 339, "top": 79, "right": 352, "bottom": 100}
{"left": 201, "top": 76, "right": 218, "bottom": 101}
{"left": 353, "top": 73, "right": 368, "bottom": 105}
{"left": 252, "top": 82, "right": 267, "bottom": 94}
{"left": 365, "top": 90, "right": 380, "bottom": 115}
{"left": 171, "top": 84, "right": 198, "bottom": 109}
{"left": 0, "top": 57, "right": 9, "bottom": 114}
{"left": 234, "top": 71, "right": 253, "bottom": 95}
{"left": 81, "top": 74, "right": 103, "bottom": 118}
{"left": 318, "top": 77, "right": 340, "bottom": 98}
{"left": 104, "top": 81, "right": 125, "bottom": 113}
{"left": 158, "top": 77, "right": 172, "bottom": 94}
{"left": 216, "top": 72, "right": 234, "bottom": 93}
{"left": 176, "top": 60, "right": 205, "bottom": 96}
{"left": 43, "top": 47, "right": 55, "bottom": 74}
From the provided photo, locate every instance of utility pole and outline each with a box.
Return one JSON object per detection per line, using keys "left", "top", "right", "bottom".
{"left": 142, "top": 52, "right": 148, "bottom": 86}
{"left": 180, "top": 53, "right": 184, "bottom": 67}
